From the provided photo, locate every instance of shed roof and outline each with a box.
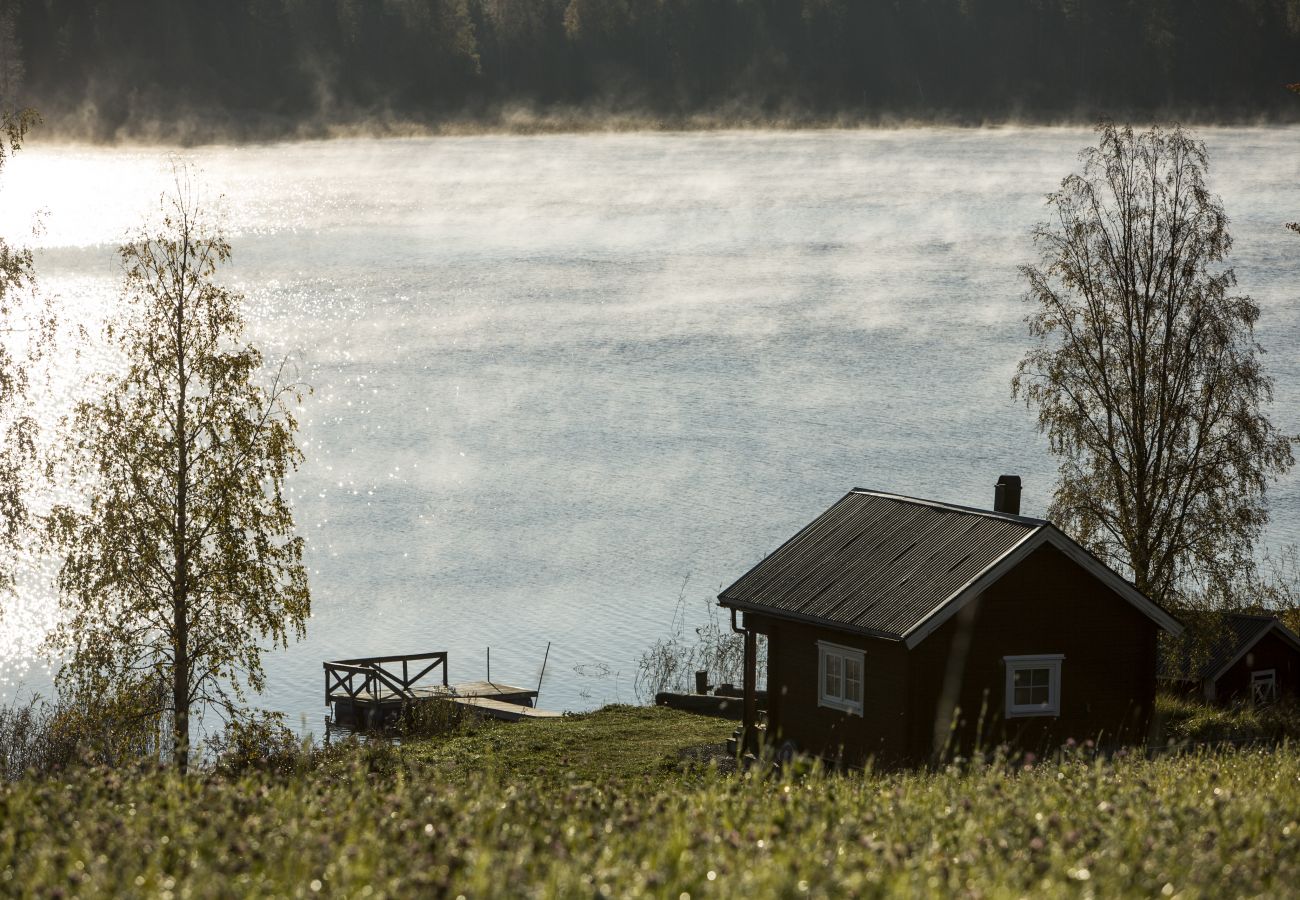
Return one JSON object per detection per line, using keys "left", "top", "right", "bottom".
{"left": 1160, "top": 612, "right": 1300, "bottom": 683}
{"left": 718, "top": 488, "right": 1182, "bottom": 648}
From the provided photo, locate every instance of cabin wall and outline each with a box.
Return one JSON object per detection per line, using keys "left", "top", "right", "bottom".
{"left": 749, "top": 614, "right": 908, "bottom": 767}
{"left": 1213, "top": 631, "right": 1300, "bottom": 702}
{"left": 907, "top": 544, "right": 1159, "bottom": 760}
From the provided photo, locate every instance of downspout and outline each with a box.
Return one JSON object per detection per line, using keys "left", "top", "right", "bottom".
{"left": 731, "top": 608, "right": 758, "bottom": 755}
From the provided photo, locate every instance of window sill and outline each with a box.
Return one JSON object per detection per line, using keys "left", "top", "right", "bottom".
{"left": 1005, "top": 707, "right": 1060, "bottom": 719}
{"left": 818, "top": 697, "right": 863, "bottom": 717}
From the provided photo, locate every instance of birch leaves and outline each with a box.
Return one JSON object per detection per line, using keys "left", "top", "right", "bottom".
{"left": 1014, "top": 123, "right": 1294, "bottom": 606}
{"left": 46, "top": 179, "right": 310, "bottom": 769}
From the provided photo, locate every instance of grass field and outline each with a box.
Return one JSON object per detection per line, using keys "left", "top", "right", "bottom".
{"left": 2, "top": 705, "right": 1298, "bottom": 897}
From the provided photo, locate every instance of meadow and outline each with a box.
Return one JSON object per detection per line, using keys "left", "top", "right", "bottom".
{"left": 1, "top": 705, "right": 1299, "bottom": 898}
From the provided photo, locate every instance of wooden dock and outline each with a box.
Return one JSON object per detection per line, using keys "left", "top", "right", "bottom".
{"left": 324, "top": 652, "right": 558, "bottom": 730}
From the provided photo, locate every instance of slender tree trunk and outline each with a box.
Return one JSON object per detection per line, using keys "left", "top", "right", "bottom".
{"left": 172, "top": 554, "right": 188, "bottom": 772}
{"left": 171, "top": 247, "right": 190, "bottom": 774}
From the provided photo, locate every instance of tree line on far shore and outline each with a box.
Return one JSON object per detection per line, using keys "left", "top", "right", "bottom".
{"left": 2, "top": 0, "right": 1300, "bottom": 139}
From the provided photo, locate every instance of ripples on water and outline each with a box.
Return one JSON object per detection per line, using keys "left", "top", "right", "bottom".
{"left": 1, "top": 128, "right": 1297, "bottom": 731}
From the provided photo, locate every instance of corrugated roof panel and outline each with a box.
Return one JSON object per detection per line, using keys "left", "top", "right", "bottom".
{"left": 719, "top": 490, "right": 1044, "bottom": 638}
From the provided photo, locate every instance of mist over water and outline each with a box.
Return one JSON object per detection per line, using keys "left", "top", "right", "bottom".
{"left": 1, "top": 128, "right": 1298, "bottom": 732}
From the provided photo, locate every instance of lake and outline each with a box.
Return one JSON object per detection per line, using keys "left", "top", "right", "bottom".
{"left": 1, "top": 127, "right": 1297, "bottom": 733}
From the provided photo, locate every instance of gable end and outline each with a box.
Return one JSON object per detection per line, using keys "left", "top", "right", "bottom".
{"left": 1209, "top": 619, "right": 1300, "bottom": 683}
{"left": 902, "top": 526, "right": 1183, "bottom": 649}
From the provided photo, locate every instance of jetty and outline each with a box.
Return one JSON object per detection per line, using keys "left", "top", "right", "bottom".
{"left": 324, "top": 651, "right": 561, "bottom": 730}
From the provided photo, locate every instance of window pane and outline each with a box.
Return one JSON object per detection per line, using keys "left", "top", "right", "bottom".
{"left": 1011, "top": 665, "right": 1056, "bottom": 710}
{"left": 844, "top": 658, "right": 862, "bottom": 704}
{"left": 824, "top": 654, "right": 841, "bottom": 698}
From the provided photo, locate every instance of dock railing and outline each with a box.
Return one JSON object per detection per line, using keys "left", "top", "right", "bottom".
{"left": 323, "top": 652, "right": 449, "bottom": 704}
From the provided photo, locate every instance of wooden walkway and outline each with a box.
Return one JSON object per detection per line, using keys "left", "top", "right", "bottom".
{"left": 324, "top": 652, "right": 558, "bottom": 729}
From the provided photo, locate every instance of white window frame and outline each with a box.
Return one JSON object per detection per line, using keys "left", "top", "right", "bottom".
{"left": 1251, "top": 669, "right": 1278, "bottom": 705}
{"left": 1003, "top": 654, "right": 1064, "bottom": 718}
{"left": 817, "top": 640, "right": 864, "bottom": 716}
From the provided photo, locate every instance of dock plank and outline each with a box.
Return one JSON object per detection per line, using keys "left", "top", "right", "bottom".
{"left": 452, "top": 696, "right": 564, "bottom": 721}
{"left": 327, "top": 681, "right": 537, "bottom": 703}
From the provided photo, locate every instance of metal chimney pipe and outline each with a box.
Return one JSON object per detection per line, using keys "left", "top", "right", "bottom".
{"left": 994, "top": 475, "right": 1022, "bottom": 516}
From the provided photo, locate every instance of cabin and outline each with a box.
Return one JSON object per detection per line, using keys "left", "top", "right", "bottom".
{"left": 1159, "top": 613, "right": 1300, "bottom": 705}
{"left": 717, "top": 477, "right": 1184, "bottom": 767}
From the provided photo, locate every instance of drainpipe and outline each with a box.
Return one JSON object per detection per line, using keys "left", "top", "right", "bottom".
{"left": 731, "top": 608, "right": 758, "bottom": 755}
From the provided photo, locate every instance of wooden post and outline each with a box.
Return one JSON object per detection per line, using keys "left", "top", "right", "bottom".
{"left": 743, "top": 627, "right": 757, "bottom": 754}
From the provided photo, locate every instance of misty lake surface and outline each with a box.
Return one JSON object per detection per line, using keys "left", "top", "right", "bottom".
{"left": 1, "top": 127, "right": 1298, "bottom": 732}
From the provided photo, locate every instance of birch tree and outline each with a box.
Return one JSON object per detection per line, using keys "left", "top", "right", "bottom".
{"left": 0, "top": 47, "right": 42, "bottom": 608}
{"left": 1013, "top": 122, "right": 1295, "bottom": 607}
{"left": 47, "top": 176, "right": 310, "bottom": 772}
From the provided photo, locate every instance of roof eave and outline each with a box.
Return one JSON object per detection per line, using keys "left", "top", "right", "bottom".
{"left": 716, "top": 596, "right": 904, "bottom": 643}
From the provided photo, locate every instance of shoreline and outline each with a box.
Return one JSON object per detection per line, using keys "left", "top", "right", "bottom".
{"left": 20, "top": 105, "right": 1300, "bottom": 149}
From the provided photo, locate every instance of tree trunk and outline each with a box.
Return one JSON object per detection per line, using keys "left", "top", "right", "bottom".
{"left": 173, "top": 579, "right": 188, "bottom": 773}
{"left": 172, "top": 249, "right": 190, "bottom": 774}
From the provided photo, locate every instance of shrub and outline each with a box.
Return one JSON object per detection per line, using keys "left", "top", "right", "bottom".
{"left": 207, "top": 712, "right": 309, "bottom": 778}
{"left": 0, "top": 686, "right": 166, "bottom": 780}
{"left": 635, "top": 580, "right": 766, "bottom": 702}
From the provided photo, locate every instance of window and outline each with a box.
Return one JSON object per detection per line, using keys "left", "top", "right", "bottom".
{"left": 818, "top": 641, "right": 864, "bottom": 715}
{"left": 1251, "top": 670, "right": 1278, "bottom": 705}
{"left": 1003, "top": 654, "right": 1064, "bottom": 718}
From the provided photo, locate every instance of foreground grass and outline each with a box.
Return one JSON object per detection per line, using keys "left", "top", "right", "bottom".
{"left": 400, "top": 704, "right": 735, "bottom": 783}
{"left": 1156, "top": 693, "right": 1300, "bottom": 746}
{"left": 2, "top": 707, "right": 1299, "bottom": 897}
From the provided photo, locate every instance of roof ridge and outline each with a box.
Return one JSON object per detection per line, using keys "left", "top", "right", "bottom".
{"left": 849, "top": 488, "right": 1051, "bottom": 527}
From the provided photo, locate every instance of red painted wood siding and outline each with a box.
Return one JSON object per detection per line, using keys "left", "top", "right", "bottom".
{"left": 906, "top": 544, "right": 1159, "bottom": 759}
{"left": 750, "top": 614, "right": 909, "bottom": 767}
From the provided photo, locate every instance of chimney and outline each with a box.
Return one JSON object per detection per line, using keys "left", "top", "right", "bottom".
{"left": 994, "top": 475, "right": 1021, "bottom": 516}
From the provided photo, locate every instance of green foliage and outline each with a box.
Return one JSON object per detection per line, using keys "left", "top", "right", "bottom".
{"left": 1014, "top": 122, "right": 1295, "bottom": 606}
{"left": 207, "top": 712, "right": 309, "bottom": 778}
{"left": 2, "top": 707, "right": 1300, "bottom": 896}
{"left": 45, "top": 171, "right": 311, "bottom": 770}
{"left": 0, "top": 688, "right": 166, "bottom": 781}
{"left": 0, "top": 9, "right": 42, "bottom": 607}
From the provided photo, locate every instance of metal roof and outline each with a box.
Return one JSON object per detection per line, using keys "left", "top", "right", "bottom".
{"left": 718, "top": 489, "right": 1047, "bottom": 639}
{"left": 719, "top": 488, "right": 1183, "bottom": 644}
{"left": 1160, "top": 613, "right": 1300, "bottom": 682}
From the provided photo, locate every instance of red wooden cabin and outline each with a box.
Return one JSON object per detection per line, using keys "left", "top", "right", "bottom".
{"left": 718, "top": 477, "right": 1183, "bottom": 766}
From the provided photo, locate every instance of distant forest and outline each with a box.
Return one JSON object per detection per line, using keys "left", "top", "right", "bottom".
{"left": 3, "top": 0, "right": 1300, "bottom": 139}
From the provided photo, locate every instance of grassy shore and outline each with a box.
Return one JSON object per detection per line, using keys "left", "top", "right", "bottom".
{"left": 2, "top": 705, "right": 1298, "bottom": 897}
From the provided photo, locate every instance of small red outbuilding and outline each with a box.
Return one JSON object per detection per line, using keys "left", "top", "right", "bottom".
{"left": 718, "top": 479, "right": 1184, "bottom": 766}
{"left": 1160, "top": 613, "right": 1300, "bottom": 705}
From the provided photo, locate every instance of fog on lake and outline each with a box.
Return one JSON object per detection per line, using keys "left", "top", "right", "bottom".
{"left": 1, "top": 127, "right": 1297, "bottom": 731}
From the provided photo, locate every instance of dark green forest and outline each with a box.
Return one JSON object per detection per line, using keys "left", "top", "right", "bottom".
{"left": 2, "top": 0, "right": 1300, "bottom": 139}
